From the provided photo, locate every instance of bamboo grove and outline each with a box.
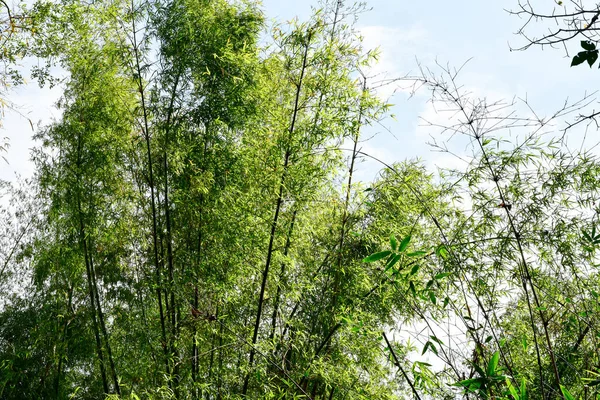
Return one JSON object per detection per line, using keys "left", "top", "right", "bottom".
{"left": 0, "top": 0, "right": 600, "bottom": 399}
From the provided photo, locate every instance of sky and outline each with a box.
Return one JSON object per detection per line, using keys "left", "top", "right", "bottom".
{"left": 2, "top": 0, "right": 600, "bottom": 183}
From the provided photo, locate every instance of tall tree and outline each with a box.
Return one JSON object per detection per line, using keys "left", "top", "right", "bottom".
{"left": 27, "top": 2, "right": 137, "bottom": 395}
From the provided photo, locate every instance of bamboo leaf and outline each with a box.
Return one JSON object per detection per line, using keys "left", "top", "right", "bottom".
{"left": 398, "top": 235, "right": 411, "bottom": 252}
{"left": 487, "top": 351, "right": 499, "bottom": 376}
{"left": 390, "top": 235, "right": 398, "bottom": 251}
{"left": 363, "top": 250, "right": 392, "bottom": 263}
{"left": 560, "top": 385, "right": 577, "bottom": 400}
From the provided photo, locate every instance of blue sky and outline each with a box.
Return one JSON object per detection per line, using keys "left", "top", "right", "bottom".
{"left": 2, "top": 0, "right": 600, "bottom": 182}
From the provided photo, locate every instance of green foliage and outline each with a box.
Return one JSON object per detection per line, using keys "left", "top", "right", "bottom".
{"left": 0, "top": 0, "right": 600, "bottom": 399}
{"left": 571, "top": 41, "right": 599, "bottom": 68}
{"left": 452, "top": 352, "right": 509, "bottom": 399}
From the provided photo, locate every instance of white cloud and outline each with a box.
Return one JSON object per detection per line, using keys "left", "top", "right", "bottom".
{"left": 358, "top": 24, "right": 430, "bottom": 99}
{"left": 0, "top": 83, "right": 62, "bottom": 182}
{"left": 360, "top": 24, "right": 427, "bottom": 51}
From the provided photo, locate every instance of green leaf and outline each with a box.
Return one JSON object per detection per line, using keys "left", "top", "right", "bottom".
{"left": 409, "top": 281, "right": 416, "bottom": 295}
{"left": 390, "top": 235, "right": 398, "bottom": 251}
{"left": 429, "top": 291, "right": 437, "bottom": 304}
{"left": 363, "top": 250, "right": 392, "bottom": 263}
{"left": 453, "top": 377, "right": 484, "bottom": 390}
{"left": 431, "top": 335, "right": 444, "bottom": 345}
{"left": 487, "top": 351, "right": 500, "bottom": 376}
{"left": 422, "top": 341, "right": 438, "bottom": 356}
{"left": 473, "top": 363, "right": 486, "bottom": 378}
{"left": 453, "top": 378, "right": 477, "bottom": 387}
{"left": 588, "top": 50, "right": 599, "bottom": 67}
{"left": 436, "top": 244, "right": 449, "bottom": 259}
{"left": 435, "top": 272, "right": 452, "bottom": 280}
{"left": 520, "top": 378, "right": 527, "bottom": 399}
{"left": 506, "top": 378, "right": 519, "bottom": 399}
{"left": 491, "top": 374, "right": 509, "bottom": 382}
{"left": 429, "top": 341, "right": 438, "bottom": 355}
{"left": 572, "top": 51, "right": 588, "bottom": 66}
{"left": 409, "top": 264, "right": 420, "bottom": 275}
{"left": 421, "top": 341, "right": 430, "bottom": 355}
{"left": 385, "top": 254, "right": 402, "bottom": 272}
{"left": 407, "top": 250, "right": 427, "bottom": 257}
{"left": 560, "top": 385, "right": 577, "bottom": 400}
{"left": 414, "top": 361, "right": 432, "bottom": 367}
{"left": 581, "top": 40, "right": 596, "bottom": 51}
{"left": 586, "top": 378, "right": 600, "bottom": 387}
{"left": 398, "top": 235, "right": 411, "bottom": 252}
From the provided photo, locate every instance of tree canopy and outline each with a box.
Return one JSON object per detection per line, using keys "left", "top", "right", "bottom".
{"left": 0, "top": 0, "right": 599, "bottom": 399}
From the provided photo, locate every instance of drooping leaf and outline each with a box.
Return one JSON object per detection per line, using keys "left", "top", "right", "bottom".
{"left": 422, "top": 340, "right": 438, "bottom": 356}
{"left": 430, "top": 335, "right": 443, "bottom": 345}
{"left": 429, "top": 291, "right": 436, "bottom": 305}
{"left": 421, "top": 341, "right": 430, "bottom": 355}
{"left": 588, "top": 49, "right": 599, "bottom": 67}
{"left": 409, "top": 281, "right": 416, "bottom": 295}
{"left": 572, "top": 51, "right": 588, "bottom": 66}
{"left": 385, "top": 253, "right": 402, "bottom": 271}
